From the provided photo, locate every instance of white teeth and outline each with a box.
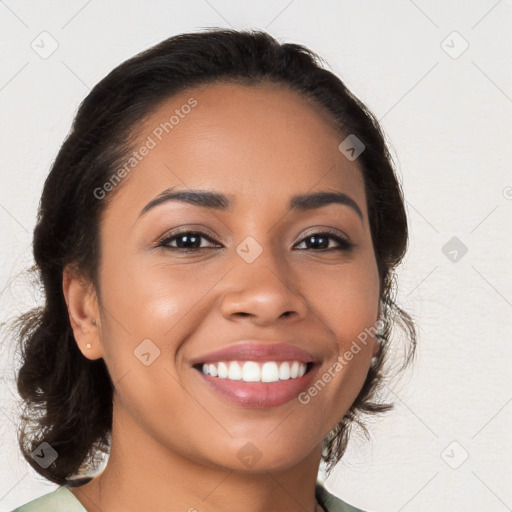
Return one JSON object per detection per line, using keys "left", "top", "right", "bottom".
{"left": 227, "top": 361, "right": 242, "bottom": 380}
{"left": 200, "top": 360, "right": 308, "bottom": 382}
{"left": 261, "top": 362, "right": 279, "bottom": 382}
{"left": 217, "top": 361, "right": 228, "bottom": 379}
{"left": 290, "top": 361, "right": 299, "bottom": 378}
{"left": 242, "top": 361, "right": 261, "bottom": 382}
{"left": 279, "top": 361, "right": 291, "bottom": 380}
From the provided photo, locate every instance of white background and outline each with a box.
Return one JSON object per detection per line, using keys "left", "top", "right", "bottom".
{"left": 1, "top": 1, "right": 511, "bottom": 511}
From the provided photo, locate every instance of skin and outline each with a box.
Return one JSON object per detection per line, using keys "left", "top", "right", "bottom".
{"left": 62, "top": 81, "right": 381, "bottom": 512}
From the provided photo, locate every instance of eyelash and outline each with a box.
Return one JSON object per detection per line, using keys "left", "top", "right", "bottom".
{"left": 155, "top": 229, "right": 354, "bottom": 253}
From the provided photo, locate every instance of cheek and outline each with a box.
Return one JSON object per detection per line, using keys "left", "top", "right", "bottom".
{"left": 305, "top": 255, "right": 380, "bottom": 340}
{"left": 299, "top": 258, "right": 380, "bottom": 412}
{"left": 99, "top": 256, "right": 209, "bottom": 336}
{"left": 95, "top": 261, "right": 215, "bottom": 440}
{"left": 96, "top": 256, "right": 224, "bottom": 387}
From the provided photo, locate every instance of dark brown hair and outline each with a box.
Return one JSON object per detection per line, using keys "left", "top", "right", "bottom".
{"left": 9, "top": 28, "right": 416, "bottom": 485}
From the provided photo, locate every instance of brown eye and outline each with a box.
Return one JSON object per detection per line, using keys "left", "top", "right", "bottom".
{"left": 157, "top": 231, "right": 221, "bottom": 252}
{"left": 295, "top": 232, "right": 353, "bottom": 251}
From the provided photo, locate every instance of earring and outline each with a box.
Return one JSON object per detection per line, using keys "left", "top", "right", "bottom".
{"left": 86, "top": 343, "right": 92, "bottom": 349}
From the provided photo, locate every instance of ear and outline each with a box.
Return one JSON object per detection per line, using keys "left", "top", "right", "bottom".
{"left": 62, "top": 265, "right": 103, "bottom": 360}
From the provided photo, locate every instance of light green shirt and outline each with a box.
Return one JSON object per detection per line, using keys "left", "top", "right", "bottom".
{"left": 11, "top": 481, "right": 366, "bottom": 512}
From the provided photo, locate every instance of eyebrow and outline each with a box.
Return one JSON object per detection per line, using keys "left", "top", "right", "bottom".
{"left": 138, "top": 187, "right": 363, "bottom": 221}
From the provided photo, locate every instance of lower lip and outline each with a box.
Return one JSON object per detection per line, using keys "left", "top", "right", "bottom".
{"left": 194, "top": 365, "right": 318, "bottom": 408}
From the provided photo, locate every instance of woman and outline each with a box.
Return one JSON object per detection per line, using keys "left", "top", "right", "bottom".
{"left": 11, "top": 28, "right": 416, "bottom": 512}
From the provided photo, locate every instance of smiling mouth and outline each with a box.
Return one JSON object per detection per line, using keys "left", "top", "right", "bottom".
{"left": 192, "top": 359, "right": 319, "bottom": 408}
{"left": 193, "top": 360, "right": 314, "bottom": 383}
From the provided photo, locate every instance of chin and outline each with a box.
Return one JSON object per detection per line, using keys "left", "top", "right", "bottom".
{"left": 204, "top": 436, "right": 320, "bottom": 474}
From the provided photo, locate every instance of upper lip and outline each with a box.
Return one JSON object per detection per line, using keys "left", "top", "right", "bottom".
{"left": 190, "top": 341, "right": 318, "bottom": 366}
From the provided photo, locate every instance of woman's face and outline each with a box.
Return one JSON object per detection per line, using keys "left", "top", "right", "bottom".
{"left": 88, "top": 82, "right": 381, "bottom": 472}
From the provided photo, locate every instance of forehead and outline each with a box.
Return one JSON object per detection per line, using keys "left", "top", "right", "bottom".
{"left": 111, "top": 81, "right": 367, "bottom": 217}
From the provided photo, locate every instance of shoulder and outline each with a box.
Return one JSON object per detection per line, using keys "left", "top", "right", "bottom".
{"left": 316, "top": 482, "right": 369, "bottom": 512}
{"left": 11, "top": 485, "right": 87, "bottom": 512}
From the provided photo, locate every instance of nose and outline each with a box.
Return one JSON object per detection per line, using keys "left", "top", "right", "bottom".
{"left": 220, "top": 246, "right": 308, "bottom": 326}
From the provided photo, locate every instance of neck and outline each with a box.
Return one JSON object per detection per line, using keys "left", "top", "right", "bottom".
{"left": 71, "top": 399, "right": 325, "bottom": 512}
